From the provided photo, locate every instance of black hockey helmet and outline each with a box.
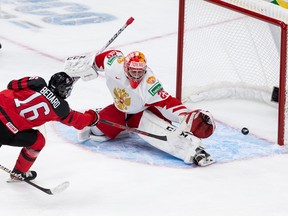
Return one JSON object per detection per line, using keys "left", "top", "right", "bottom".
{"left": 48, "top": 72, "right": 76, "bottom": 99}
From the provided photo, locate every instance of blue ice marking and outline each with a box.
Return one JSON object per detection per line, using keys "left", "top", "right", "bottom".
{"left": 54, "top": 121, "right": 288, "bottom": 168}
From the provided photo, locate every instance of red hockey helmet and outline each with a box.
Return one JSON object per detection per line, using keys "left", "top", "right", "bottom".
{"left": 124, "top": 51, "right": 147, "bottom": 88}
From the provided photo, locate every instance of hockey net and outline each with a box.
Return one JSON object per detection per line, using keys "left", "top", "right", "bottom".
{"left": 176, "top": 0, "right": 288, "bottom": 145}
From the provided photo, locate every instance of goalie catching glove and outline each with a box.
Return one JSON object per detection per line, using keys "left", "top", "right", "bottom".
{"left": 179, "top": 109, "right": 215, "bottom": 139}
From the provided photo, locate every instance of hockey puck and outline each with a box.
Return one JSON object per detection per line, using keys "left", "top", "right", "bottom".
{"left": 241, "top": 127, "right": 249, "bottom": 135}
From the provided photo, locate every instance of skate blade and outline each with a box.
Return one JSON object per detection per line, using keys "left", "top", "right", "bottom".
{"left": 198, "top": 158, "right": 216, "bottom": 167}
{"left": 6, "top": 178, "right": 22, "bottom": 183}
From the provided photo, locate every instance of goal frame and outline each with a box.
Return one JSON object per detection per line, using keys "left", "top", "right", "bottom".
{"left": 176, "top": 0, "right": 288, "bottom": 145}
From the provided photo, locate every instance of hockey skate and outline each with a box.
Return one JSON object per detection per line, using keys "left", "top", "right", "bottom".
{"left": 179, "top": 131, "right": 215, "bottom": 166}
{"left": 193, "top": 146, "right": 215, "bottom": 167}
{"left": 7, "top": 169, "right": 37, "bottom": 183}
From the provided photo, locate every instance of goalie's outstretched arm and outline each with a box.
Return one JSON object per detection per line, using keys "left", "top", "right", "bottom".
{"left": 63, "top": 17, "right": 134, "bottom": 81}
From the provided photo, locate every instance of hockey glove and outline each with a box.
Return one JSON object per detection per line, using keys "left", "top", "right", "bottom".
{"left": 63, "top": 52, "right": 99, "bottom": 81}
{"left": 179, "top": 109, "right": 215, "bottom": 138}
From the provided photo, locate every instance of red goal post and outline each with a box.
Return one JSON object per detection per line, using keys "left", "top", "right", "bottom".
{"left": 176, "top": 0, "right": 288, "bottom": 145}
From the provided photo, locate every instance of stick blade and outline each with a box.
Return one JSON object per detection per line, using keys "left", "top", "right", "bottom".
{"left": 50, "top": 181, "right": 70, "bottom": 195}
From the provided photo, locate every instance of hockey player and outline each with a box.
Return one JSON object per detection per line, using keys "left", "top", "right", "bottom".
{"left": 0, "top": 72, "right": 98, "bottom": 181}
{"left": 76, "top": 50, "right": 216, "bottom": 166}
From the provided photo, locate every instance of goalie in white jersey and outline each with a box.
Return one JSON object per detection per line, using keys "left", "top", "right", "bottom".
{"left": 77, "top": 50, "right": 216, "bottom": 166}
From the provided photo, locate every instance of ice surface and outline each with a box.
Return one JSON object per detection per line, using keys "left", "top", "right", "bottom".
{"left": 1, "top": 0, "right": 288, "bottom": 216}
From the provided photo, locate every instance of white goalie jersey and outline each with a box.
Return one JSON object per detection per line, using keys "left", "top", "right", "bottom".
{"left": 94, "top": 50, "right": 189, "bottom": 122}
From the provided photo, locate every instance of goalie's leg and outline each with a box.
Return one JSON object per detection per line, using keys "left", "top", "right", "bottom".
{"left": 193, "top": 146, "right": 215, "bottom": 166}
{"left": 179, "top": 131, "right": 215, "bottom": 166}
{"left": 136, "top": 110, "right": 215, "bottom": 166}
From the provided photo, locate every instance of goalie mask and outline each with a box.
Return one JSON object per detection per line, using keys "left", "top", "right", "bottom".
{"left": 48, "top": 72, "right": 77, "bottom": 99}
{"left": 124, "top": 51, "right": 147, "bottom": 89}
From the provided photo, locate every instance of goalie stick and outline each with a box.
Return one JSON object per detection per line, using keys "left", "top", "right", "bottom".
{"left": 0, "top": 164, "right": 69, "bottom": 195}
{"left": 97, "top": 17, "right": 134, "bottom": 55}
{"left": 100, "top": 119, "right": 168, "bottom": 141}
{"left": 64, "top": 17, "right": 135, "bottom": 81}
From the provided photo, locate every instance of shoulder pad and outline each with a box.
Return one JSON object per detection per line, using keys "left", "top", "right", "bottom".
{"left": 27, "top": 77, "right": 47, "bottom": 91}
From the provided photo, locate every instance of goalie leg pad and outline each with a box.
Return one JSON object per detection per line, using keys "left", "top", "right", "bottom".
{"left": 179, "top": 109, "right": 215, "bottom": 138}
{"left": 138, "top": 110, "right": 207, "bottom": 164}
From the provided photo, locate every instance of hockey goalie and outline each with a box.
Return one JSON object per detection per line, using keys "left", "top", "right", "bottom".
{"left": 65, "top": 50, "right": 216, "bottom": 166}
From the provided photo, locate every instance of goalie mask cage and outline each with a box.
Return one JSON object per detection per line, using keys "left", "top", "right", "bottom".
{"left": 176, "top": 0, "right": 288, "bottom": 145}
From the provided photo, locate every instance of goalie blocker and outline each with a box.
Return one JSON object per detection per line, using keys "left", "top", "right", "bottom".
{"left": 63, "top": 53, "right": 99, "bottom": 81}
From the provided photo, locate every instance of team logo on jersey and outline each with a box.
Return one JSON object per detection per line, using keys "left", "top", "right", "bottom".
{"left": 6, "top": 122, "right": 19, "bottom": 134}
{"left": 117, "top": 56, "right": 125, "bottom": 63}
{"left": 148, "top": 82, "right": 162, "bottom": 96}
{"left": 107, "top": 56, "right": 118, "bottom": 66}
{"left": 113, "top": 88, "right": 131, "bottom": 111}
{"left": 146, "top": 76, "right": 156, "bottom": 84}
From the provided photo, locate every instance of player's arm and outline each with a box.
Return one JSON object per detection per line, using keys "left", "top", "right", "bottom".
{"left": 7, "top": 76, "right": 46, "bottom": 91}
{"left": 94, "top": 50, "right": 123, "bottom": 71}
{"left": 145, "top": 88, "right": 189, "bottom": 122}
{"left": 60, "top": 109, "right": 99, "bottom": 130}
{"left": 146, "top": 90, "right": 215, "bottom": 139}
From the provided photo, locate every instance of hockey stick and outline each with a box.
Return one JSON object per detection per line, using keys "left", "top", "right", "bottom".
{"left": 0, "top": 164, "right": 69, "bottom": 195}
{"left": 64, "top": 17, "right": 135, "bottom": 81}
{"left": 97, "top": 17, "right": 134, "bottom": 54}
{"left": 100, "top": 119, "right": 168, "bottom": 141}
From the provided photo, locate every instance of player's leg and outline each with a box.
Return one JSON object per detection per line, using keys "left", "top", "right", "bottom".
{"left": 8, "top": 129, "right": 45, "bottom": 181}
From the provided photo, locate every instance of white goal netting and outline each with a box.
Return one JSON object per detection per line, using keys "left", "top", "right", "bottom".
{"left": 178, "top": 0, "right": 288, "bottom": 144}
